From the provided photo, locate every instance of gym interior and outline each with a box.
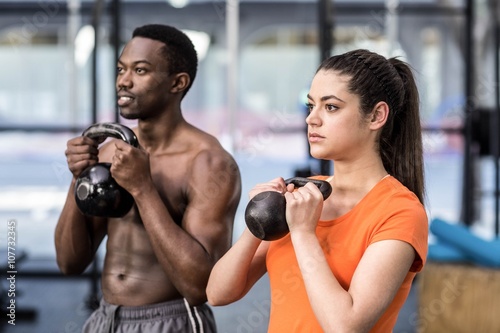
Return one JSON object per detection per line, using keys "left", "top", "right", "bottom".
{"left": 0, "top": 0, "right": 499, "bottom": 332}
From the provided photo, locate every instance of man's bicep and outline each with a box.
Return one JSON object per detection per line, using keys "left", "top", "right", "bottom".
{"left": 183, "top": 150, "right": 242, "bottom": 260}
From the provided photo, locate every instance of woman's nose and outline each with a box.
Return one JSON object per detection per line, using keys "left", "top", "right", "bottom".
{"left": 306, "top": 108, "right": 320, "bottom": 126}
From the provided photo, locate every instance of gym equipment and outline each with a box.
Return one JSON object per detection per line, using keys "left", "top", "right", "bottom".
{"left": 74, "top": 123, "right": 138, "bottom": 217}
{"left": 430, "top": 218, "right": 500, "bottom": 267}
{"left": 245, "top": 177, "right": 332, "bottom": 241}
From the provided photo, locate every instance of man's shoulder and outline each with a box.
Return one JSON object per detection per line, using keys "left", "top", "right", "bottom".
{"left": 183, "top": 126, "right": 234, "bottom": 158}
{"left": 191, "top": 144, "right": 239, "bottom": 175}
{"left": 163, "top": 123, "right": 240, "bottom": 179}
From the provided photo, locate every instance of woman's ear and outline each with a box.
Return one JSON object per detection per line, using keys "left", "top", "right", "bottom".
{"left": 369, "top": 101, "right": 390, "bottom": 130}
{"left": 170, "top": 73, "right": 190, "bottom": 94}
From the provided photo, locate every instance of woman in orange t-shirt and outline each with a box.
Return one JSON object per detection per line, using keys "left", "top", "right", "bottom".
{"left": 207, "top": 49, "right": 428, "bottom": 332}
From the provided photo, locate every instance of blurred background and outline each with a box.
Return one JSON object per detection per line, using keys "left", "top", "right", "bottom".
{"left": 0, "top": 0, "right": 499, "bottom": 332}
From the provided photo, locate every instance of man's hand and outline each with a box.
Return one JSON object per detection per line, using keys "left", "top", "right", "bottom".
{"left": 111, "top": 140, "right": 153, "bottom": 196}
{"left": 65, "top": 136, "right": 100, "bottom": 178}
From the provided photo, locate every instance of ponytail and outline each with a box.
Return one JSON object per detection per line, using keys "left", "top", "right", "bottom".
{"left": 387, "top": 58, "right": 424, "bottom": 204}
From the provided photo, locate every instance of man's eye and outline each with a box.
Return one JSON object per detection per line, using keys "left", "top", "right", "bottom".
{"left": 136, "top": 68, "right": 146, "bottom": 74}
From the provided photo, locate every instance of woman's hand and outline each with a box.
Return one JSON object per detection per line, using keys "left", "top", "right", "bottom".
{"left": 248, "top": 177, "right": 288, "bottom": 200}
{"left": 284, "top": 182, "right": 324, "bottom": 235}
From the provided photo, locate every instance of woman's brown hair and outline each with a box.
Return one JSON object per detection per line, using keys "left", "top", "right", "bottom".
{"left": 318, "top": 49, "right": 425, "bottom": 204}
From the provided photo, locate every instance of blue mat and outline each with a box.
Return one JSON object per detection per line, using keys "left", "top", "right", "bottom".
{"left": 428, "top": 242, "right": 468, "bottom": 262}
{"left": 429, "top": 218, "right": 500, "bottom": 267}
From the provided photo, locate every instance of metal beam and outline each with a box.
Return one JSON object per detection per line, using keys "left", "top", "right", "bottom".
{"left": 318, "top": 0, "right": 333, "bottom": 176}
{"left": 494, "top": 0, "right": 500, "bottom": 237}
{"left": 88, "top": 0, "right": 106, "bottom": 310}
{"left": 461, "top": 0, "right": 475, "bottom": 226}
{"left": 91, "top": 0, "right": 105, "bottom": 124}
{"left": 111, "top": 0, "right": 121, "bottom": 122}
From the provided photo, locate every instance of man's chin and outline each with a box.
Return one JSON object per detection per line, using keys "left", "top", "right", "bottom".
{"left": 119, "top": 110, "right": 139, "bottom": 120}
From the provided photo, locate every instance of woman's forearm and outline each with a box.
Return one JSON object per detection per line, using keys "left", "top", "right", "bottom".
{"left": 207, "top": 229, "right": 267, "bottom": 305}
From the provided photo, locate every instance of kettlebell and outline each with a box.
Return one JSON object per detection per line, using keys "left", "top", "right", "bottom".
{"left": 74, "top": 122, "right": 139, "bottom": 218}
{"left": 244, "top": 177, "right": 332, "bottom": 241}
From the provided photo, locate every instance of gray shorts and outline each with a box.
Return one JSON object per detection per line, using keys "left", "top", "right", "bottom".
{"left": 82, "top": 298, "right": 217, "bottom": 333}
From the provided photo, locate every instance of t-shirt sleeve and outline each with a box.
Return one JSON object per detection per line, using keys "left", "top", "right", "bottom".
{"left": 370, "top": 194, "right": 429, "bottom": 272}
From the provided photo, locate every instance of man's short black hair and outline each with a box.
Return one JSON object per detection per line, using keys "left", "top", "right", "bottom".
{"left": 133, "top": 24, "right": 198, "bottom": 96}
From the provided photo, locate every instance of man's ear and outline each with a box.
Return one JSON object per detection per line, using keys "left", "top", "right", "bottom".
{"left": 170, "top": 73, "right": 190, "bottom": 94}
{"left": 369, "top": 101, "right": 389, "bottom": 130}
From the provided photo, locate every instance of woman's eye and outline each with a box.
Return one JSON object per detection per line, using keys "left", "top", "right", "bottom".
{"left": 326, "top": 104, "right": 337, "bottom": 112}
{"left": 305, "top": 103, "right": 314, "bottom": 112}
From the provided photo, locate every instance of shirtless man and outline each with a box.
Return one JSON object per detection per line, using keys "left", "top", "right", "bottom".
{"left": 54, "top": 24, "right": 242, "bottom": 333}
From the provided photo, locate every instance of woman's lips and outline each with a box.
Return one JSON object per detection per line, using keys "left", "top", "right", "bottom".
{"left": 309, "top": 133, "right": 324, "bottom": 143}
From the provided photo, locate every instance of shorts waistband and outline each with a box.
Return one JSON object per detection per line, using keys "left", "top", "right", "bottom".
{"left": 101, "top": 298, "right": 199, "bottom": 321}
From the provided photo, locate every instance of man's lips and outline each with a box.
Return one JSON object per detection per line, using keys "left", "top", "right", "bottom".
{"left": 117, "top": 95, "right": 134, "bottom": 107}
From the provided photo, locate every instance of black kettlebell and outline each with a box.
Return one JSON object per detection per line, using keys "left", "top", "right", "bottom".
{"left": 244, "top": 177, "right": 332, "bottom": 241}
{"left": 74, "top": 122, "right": 139, "bottom": 218}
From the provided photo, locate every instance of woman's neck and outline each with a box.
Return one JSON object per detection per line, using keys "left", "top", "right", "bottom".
{"left": 330, "top": 161, "right": 388, "bottom": 194}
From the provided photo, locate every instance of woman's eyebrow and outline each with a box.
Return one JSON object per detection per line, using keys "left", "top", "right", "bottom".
{"left": 307, "top": 94, "right": 345, "bottom": 103}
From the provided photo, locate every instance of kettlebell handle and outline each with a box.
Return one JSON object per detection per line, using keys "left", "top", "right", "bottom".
{"left": 82, "top": 122, "right": 138, "bottom": 147}
{"left": 284, "top": 177, "right": 332, "bottom": 200}
{"left": 244, "top": 177, "right": 332, "bottom": 241}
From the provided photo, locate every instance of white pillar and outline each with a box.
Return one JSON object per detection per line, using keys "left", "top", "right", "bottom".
{"left": 385, "top": 0, "right": 399, "bottom": 57}
{"left": 67, "top": 0, "right": 81, "bottom": 125}
{"left": 226, "top": 0, "right": 239, "bottom": 154}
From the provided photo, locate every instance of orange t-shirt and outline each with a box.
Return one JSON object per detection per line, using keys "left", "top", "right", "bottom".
{"left": 266, "top": 175, "right": 428, "bottom": 332}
